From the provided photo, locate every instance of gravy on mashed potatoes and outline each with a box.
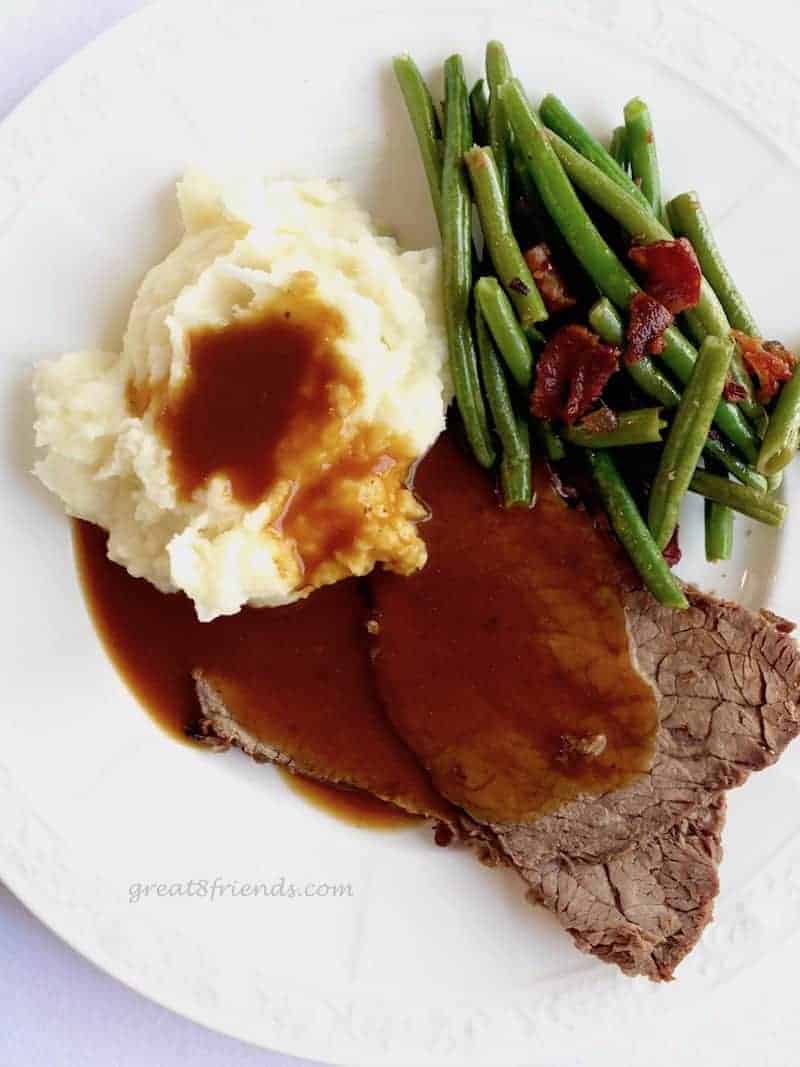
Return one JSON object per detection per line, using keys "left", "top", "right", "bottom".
{"left": 33, "top": 173, "right": 449, "bottom": 620}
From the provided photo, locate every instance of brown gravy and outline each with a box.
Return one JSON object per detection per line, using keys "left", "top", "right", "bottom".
{"left": 370, "top": 433, "right": 659, "bottom": 825}
{"left": 72, "top": 520, "right": 450, "bottom": 824}
{"left": 279, "top": 769, "right": 420, "bottom": 830}
{"left": 73, "top": 430, "right": 658, "bottom": 831}
{"left": 276, "top": 424, "right": 413, "bottom": 585}
{"left": 156, "top": 279, "right": 357, "bottom": 507}
{"left": 147, "top": 277, "right": 415, "bottom": 586}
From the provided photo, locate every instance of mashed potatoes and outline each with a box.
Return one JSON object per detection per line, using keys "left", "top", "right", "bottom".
{"left": 33, "top": 172, "right": 450, "bottom": 620}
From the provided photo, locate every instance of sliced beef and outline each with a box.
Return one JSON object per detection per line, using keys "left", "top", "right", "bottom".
{"left": 493, "top": 588, "right": 800, "bottom": 870}
{"left": 520, "top": 794, "right": 725, "bottom": 981}
{"left": 195, "top": 666, "right": 725, "bottom": 980}
{"left": 194, "top": 670, "right": 456, "bottom": 826}
{"left": 367, "top": 433, "right": 800, "bottom": 979}
{"left": 191, "top": 432, "right": 800, "bottom": 981}
{"left": 369, "top": 436, "right": 660, "bottom": 827}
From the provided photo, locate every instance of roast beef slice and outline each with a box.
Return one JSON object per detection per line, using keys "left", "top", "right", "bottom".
{"left": 194, "top": 579, "right": 800, "bottom": 981}
{"left": 196, "top": 662, "right": 724, "bottom": 980}
{"left": 523, "top": 795, "right": 725, "bottom": 981}
{"left": 493, "top": 587, "right": 800, "bottom": 871}
{"left": 193, "top": 670, "right": 456, "bottom": 825}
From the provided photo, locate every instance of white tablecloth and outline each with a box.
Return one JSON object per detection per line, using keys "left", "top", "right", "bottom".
{"left": 2, "top": 2, "right": 799, "bottom": 1065}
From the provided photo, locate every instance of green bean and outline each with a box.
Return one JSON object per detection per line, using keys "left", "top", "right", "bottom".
{"left": 555, "top": 135, "right": 765, "bottom": 432}
{"left": 588, "top": 298, "right": 681, "bottom": 408}
{"left": 689, "top": 470, "right": 786, "bottom": 526}
{"left": 525, "top": 324, "right": 547, "bottom": 348}
{"left": 510, "top": 142, "right": 584, "bottom": 298}
{"left": 609, "top": 126, "right": 629, "bottom": 170}
{"left": 451, "top": 327, "right": 495, "bottom": 467}
{"left": 667, "top": 191, "right": 766, "bottom": 430}
{"left": 586, "top": 450, "right": 688, "bottom": 610}
{"left": 544, "top": 129, "right": 644, "bottom": 234}
{"left": 677, "top": 313, "right": 765, "bottom": 432}
{"left": 563, "top": 408, "right": 666, "bottom": 448}
{"left": 504, "top": 82, "right": 640, "bottom": 307}
{"left": 722, "top": 346, "right": 766, "bottom": 433}
{"left": 659, "top": 328, "right": 758, "bottom": 462}
{"left": 648, "top": 335, "right": 734, "bottom": 549}
{"left": 702, "top": 434, "right": 768, "bottom": 492}
{"left": 702, "top": 458, "right": 733, "bottom": 562}
{"left": 587, "top": 298, "right": 625, "bottom": 342}
{"left": 469, "top": 78, "right": 489, "bottom": 143}
{"left": 667, "top": 191, "right": 759, "bottom": 336}
{"left": 465, "top": 146, "right": 547, "bottom": 326}
{"left": 500, "top": 415, "right": 533, "bottom": 506}
{"left": 475, "top": 307, "right": 533, "bottom": 507}
{"left": 502, "top": 82, "right": 759, "bottom": 460}
{"left": 673, "top": 311, "right": 760, "bottom": 423}
{"left": 534, "top": 420, "right": 567, "bottom": 462}
{"left": 540, "top": 91, "right": 756, "bottom": 429}
{"left": 548, "top": 133, "right": 730, "bottom": 341}
{"left": 475, "top": 275, "right": 533, "bottom": 390}
{"left": 486, "top": 41, "right": 512, "bottom": 205}
{"left": 767, "top": 470, "right": 784, "bottom": 494}
{"left": 757, "top": 363, "right": 800, "bottom": 476}
{"left": 393, "top": 56, "right": 443, "bottom": 233}
{"left": 543, "top": 132, "right": 758, "bottom": 457}
{"left": 623, "top": 98, "right": 666, "bottom": 226}
{"left": 539, "top": 93, "right": 652, "bottom": 212}
{"left": 442, "top": 55, "right": 494, "bottom": 468}
{"left": 589, "top": 299, "right": 764, "bottom": 448}
{"left": 592, "top": 299, "right": 764, "bottom": 486}
{"left": 705, "top": 498, "right": 734, "bottom": 562}
{"left": 486, "top": 40, "right": 511, "bottom": 88}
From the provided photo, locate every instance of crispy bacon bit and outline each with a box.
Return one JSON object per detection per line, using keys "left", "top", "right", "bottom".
{"left": 524, "top": 242, "right": 576, "bottom": 313}
{"left": 625, "top": 291, "right": 673, "bottom": 365}
{"left": 723, "top": 378, "right": 748, "bottom": 403}
{"left": 576, "top": 405, "right": 618, "bottom": 435}
{"left": 662, "top": 526, "right": 682, "bottom": 568}
{"left": 628, "top": 237, "right": 702, "bottom": 313}
{"left": 732, "top": 331, "right": 797, "bottom": 403}
{"left": 508, "top": 276, "right": 531, "bottom": 295}
{"left": 532, "top": 324, "right": 619, "bottom": 424}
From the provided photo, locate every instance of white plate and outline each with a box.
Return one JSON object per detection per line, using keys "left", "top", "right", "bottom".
{"left": 3, "top": 1, "right": 800, "bottom": 1063}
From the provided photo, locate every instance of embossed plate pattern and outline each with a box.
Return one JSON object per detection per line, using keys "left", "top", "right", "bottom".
{"left": 2, "top": 1, "right": 800, "bottom": 1063}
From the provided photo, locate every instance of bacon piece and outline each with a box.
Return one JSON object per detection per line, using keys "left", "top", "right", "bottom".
{"left": 625, "top": 292, "right": 673, "bottom": 365}
{"left": 524, "top": 243, "right": 576, "bottom": 313}
{"left": 662, "top": 526, "right": 682, "bottom": 568}
{"left": 732, "top": 331, "right": 796, "bottom": 403}
{"left": 723, "top": 378, "right": 748, "bottom": 404}
{"left": 628, "top": 238, "right": 702, "bottom": 313}
{"left": 576, "top": 405, "right": 618, "bottom": 435}
{"left": 532, "top": 325, "right": 619, "bottom": 424}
